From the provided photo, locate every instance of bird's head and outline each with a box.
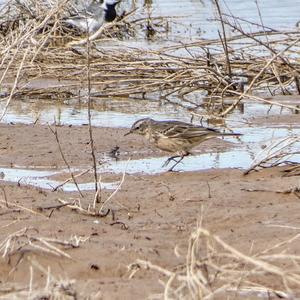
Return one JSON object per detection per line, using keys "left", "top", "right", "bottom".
{"left": 124, "top": 118, "right": 153, "bottom": 136}
{"left": 101, "top": 0, "right": 120, "bottom": 11}
{"left": 100, "top": 0, "right": 120, "bottom": 22}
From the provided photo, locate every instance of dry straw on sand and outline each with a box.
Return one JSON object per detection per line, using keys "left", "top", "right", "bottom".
{"left": 130, "top": 224, "right": 300, "bottom": 299}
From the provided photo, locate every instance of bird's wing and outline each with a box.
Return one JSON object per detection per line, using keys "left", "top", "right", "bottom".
{"left": 156, "top": 121, "right": 220, "bottom": 139}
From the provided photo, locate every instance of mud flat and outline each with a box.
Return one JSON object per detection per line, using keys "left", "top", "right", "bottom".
{"left": 0, "top": 121, "right": 300, "bottom": 298}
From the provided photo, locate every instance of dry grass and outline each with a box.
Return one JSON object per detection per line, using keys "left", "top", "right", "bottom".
{"left": 0, "top": 227, "right": 87, "bottom": 299}
{"left": 0, "top": 227, "right": 88, "bottom": 260}
{"left": 244, "top": 136, "right": 300, "bottom": 175}
{"left": 0, "top": 0, "right": 299, "bottom": 119}
{"left": 130, "top": 224, "right": 300, "bottom": 299}
{"left": 0, "top": 258, "right": 78, "bottom": 299}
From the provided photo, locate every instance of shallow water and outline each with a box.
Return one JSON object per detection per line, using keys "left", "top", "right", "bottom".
{"left": 102, "top": 150, "right": 254, "bottom": 174}
{"left": 1, "top": 128, "right": 299, "bottom": 190}
{"left": 1, "top": 0, "right": 299, "bottom": 42}
{"left": 104, "top": 149, "right": 300, "bottom": 174}
{"left": 120, "top": 0, "right": 300, "bottom": 41}
{"left": 0, "top": 98, "right": 298, "bottom": 128}
{"left": 2, "top": 99, "right": 300, "bottom": 174}
{"left": 0, "top": 166, "right": 119, "bottom": 191}
{"left": 0, "top": 100, "right": 300, "bottom": 192}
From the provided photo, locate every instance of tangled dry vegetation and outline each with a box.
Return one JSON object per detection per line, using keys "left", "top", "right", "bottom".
{"left": 244, "top": 136, "right": 300, "bottom": 175}
{"left": 0, "top": 227, "right": 85, "bottom": 299}
{"left": 0, "top": 0, "right": 300, "bottom": 120}
{"left": 131, "top": 225, "right": 300, "bottom": 299}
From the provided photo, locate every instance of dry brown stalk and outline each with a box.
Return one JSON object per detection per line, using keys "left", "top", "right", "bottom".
{"left": 218, "top": 37, "right": 300, "bottom": 117}
{"left": 2, "top": 37, "right": 299, "bottom": 106}
{"left": 0, "top": 227, "right": 86, "bottom": 260}
{"left": 214, "top": 0, "right": 232, "bottom": 76}
{"left": 99, "top": 163, "right": 127, "bottom": 212}
{"left": 0, "top": 197, "right": 46, "bottom": 217}
{"left": 48, "top": 125, "right": 84, "bottom": 198}
{"left": 52, "top": 168, "right": 92, "bottom": 192}
{"left": 85, "top": 27, "right": 100, "bottom": 205}
{"left": 0, "top": 258, "right": 78, "bottom": 299}
{"left": 54, "top": 167, "right": 126, "bottom": 218}
{"left": 218, "top": 16, "right": 300, "bottom": 74}
{"left": 56, "top": 197, "right": 110, "bottom": 217}
{"left": 0, "top": 45, "right": 29, "bottom": 121}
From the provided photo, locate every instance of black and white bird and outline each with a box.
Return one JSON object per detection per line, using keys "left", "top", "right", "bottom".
{"left": 65, "top": 0, "right": 120, "bottom": 33}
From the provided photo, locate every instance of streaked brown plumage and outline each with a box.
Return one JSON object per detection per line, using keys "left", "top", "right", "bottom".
{"left": 125, "top": 118, "right": 242, "bottom": 171}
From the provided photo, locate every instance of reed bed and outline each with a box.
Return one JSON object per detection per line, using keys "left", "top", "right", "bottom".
{"left": 0, "top": 0, "right": 299, "bottom": 118}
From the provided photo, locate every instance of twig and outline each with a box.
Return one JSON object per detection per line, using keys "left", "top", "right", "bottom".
{"left": 99, "top": 160, "right": 128, "bottom": 212}
{"left": 0, "top": 198, "right": 46, "bottom": 218}
{"left": 214, "top": 0, "right": 231, "bottom": 76}
{"left": 56, "top": 198, "right": 110, "bottom": 217}
{"left": 52, "top": 168, "right": 91, "bottom": 192}
{"left": 37, "top": 202, "right": 73, "bottom": 211}
{"left": 0, "top": 46, "right": 29, "bottom": 121}
{"left": 244, "top": 136, "right": 300, "bottom": 175}
{"left": 48, "top": 125, "right": 84, "bottom": 198}
{"left": 85, "top": 23, "right": 100, "bottom": 205}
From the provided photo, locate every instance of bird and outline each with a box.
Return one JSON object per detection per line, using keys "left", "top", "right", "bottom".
{"left": 64, "top": 0, "right": 120, "bottom": 33}
{"left": 125, "top": 118, "right": 242, "bottom": 171}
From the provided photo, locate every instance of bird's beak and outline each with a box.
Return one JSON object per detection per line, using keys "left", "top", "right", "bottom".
{"left": 124, "top": 130, "right": 132, "bottom": 136}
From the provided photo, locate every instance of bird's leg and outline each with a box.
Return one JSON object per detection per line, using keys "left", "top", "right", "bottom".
{"left": 164, "top": 152, "right": 190, "bottom": 172}
{"left": 162, "top": 155, "right": 181, "bottom": 168}
{"left": 167, "top": 156, "right": 185, "bottom": 172}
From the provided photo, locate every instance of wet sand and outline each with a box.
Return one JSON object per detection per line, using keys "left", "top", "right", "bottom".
{"left": 0, "top": 122, "right": 300, "bottom": 298}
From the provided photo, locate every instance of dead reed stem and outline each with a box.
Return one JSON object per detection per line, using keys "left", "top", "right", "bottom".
{"left": 214, "top": 0, "right": 232, "bottom": 77}
{"left": 85, "top": 27, "right": 100, "bottom": 205}
{"left": 48, "top": 125, "right": 84, "bottom": 198}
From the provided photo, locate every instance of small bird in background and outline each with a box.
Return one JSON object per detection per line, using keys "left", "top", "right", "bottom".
{"left": 108, "top": 145, "right": 120, "bottom": 161}
{"left": 65, "top": 0, "right": 120, "bottom": 33}
{"left": 125, "top": 118, "right": 242, "bottom": 171}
